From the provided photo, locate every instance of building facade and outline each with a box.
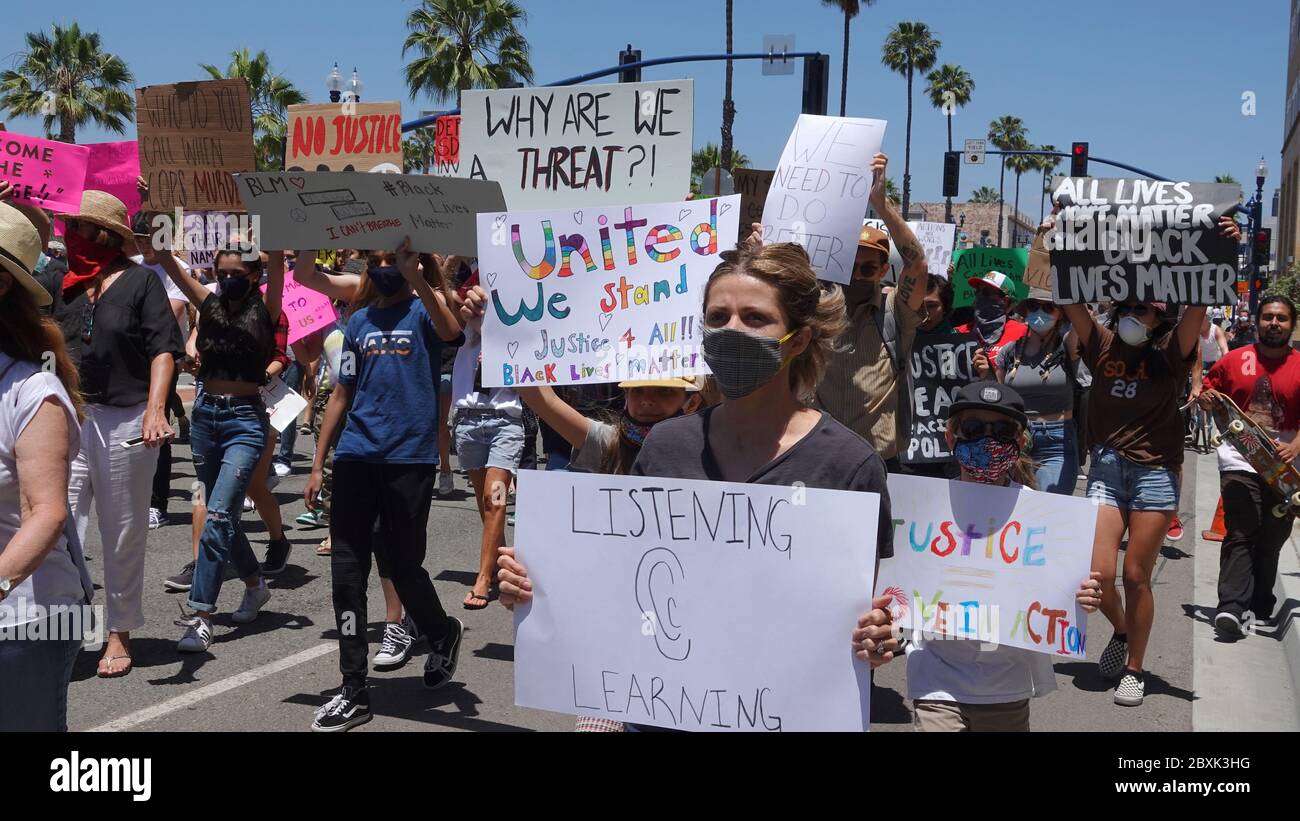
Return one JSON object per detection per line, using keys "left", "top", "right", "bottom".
{"left": 1279, "top": 0, "right": 1300, "bottom": 271}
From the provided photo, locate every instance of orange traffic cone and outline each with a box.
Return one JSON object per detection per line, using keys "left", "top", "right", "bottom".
{"left": 1201, "top": 496, "right": 1226, "bottom": 542}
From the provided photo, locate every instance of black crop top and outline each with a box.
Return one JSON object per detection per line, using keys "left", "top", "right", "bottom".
{"left": 195, "top": 293, "right": 278, "bottom": 384}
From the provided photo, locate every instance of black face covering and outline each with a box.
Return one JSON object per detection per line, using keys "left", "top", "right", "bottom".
{"left": 843, "top": 279, "right": 879, "bottom": 311}
{"left": 973, "top": 293, "right": 1008, "bottom": 341}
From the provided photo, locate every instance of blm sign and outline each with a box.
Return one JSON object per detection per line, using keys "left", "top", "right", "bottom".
{"left": 1049, "top": 177, "right": 1240, "bottom": 306}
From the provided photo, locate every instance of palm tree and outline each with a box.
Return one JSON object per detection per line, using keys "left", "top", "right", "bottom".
{"left": 884, "top": 178, "right": 900, "bottom": 207}
{"left": 881, "top": 21, "right": 940, "bottom": 216}
{"left": 201, "top": 49, "right": 305, "bottom": 171}
{"left": 0, "top": 23, "right": 134, "bottom": 144}
{"left": 691, "top": 142, "right": 749, "bottom": 194}
{"left": 1215, "top": 174, "right": 1240, "bottom": 185}
{"left": 721, "top": 0, "right": 736, "bottom": 170}
{"left": 403, "top": 129, "right": 438, "bottom": 173}
{"left": 403, "top": 0, "right": 533, "bottom": 106}
{"left": 1005, "top": 136, "right": 1036, "bottom": 246}
{"left": 1036, "top": 145, "right": 1061, "bottom": 221}
{"left": 925, "top": 63, "right": 974, "bottom": 222}
{"left": 820, "top": 0, "right": 877, "bottom": 117}
{"left": 970, "top": 186, "right": 999, "bottom": 203}
{"left": 987, "top": 115, "right": 1027, "bottom": 244}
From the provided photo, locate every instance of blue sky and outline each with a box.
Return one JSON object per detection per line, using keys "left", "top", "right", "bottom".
{"left": 2, "top": 0, "right": 1288, "bottom": 210}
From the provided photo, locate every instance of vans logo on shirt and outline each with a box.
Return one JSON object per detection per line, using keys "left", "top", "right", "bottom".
{"left": 49, "top": 752, "right": 151, "bottom": 802}
{"left": 361, "top": 330, "right": 413, "bottom": 357}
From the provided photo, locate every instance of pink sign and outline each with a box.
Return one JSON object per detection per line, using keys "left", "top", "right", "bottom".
{"left": 0, "top": 131, "right": 88, "bottom": 213}
{"left": 85, "top": 141, "right": 142, "bottom": 216}
{"left": 266, "top": 276, "right": 339, "bottom": 345}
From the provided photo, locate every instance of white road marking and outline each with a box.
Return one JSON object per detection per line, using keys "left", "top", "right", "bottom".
{"left": 89, "top": 642, "right": 338, "bottom": 732}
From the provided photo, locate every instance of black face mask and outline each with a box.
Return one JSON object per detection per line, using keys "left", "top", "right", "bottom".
{"left": 219, "top": 275, "right": 255, "bottom": 303}
{"left": 973, "top": 293, "right": 1007, "bottom": 341}
{"left": 369, "top": 266, "right": 406, "bottom": 298}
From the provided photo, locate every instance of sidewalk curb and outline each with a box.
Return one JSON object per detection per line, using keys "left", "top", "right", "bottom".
{"left": 1275, "top": 527, "right": 1300, "bottom": 726}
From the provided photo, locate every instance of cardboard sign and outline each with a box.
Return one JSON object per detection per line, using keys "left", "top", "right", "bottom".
{"left": 234, "top": 171, "right": 505, "bottom": 256}
{"left": 1048, "top": 178, "right": 1240, "bottom": 306}
{"left": 733, "top": 168, "right": 774, "bottom": 242}
{"left": 951, "top": 246, "right": 1029, "bottom": 308}
{"left": 878, "top": 474, "right": 1095, "bottom": 657}
{"left": 1024, "top": 226, "right": 1052, "bottom": 291}
{"left": 457, "top": 80, "right": 693, "bottom": 209}
{"left": 0, "top": 131, "right": 89, "bottom": 212}
{"left": 84, "top": 141, "right": 142, "bottom": 216}
{"left": 270, "top": 276, "right": 339, "bottom": 346}
{"left": 178, "top": 212, "right": 248, "bottom": 267}
{"left": 762, "top": 115, "right": 887, "bottom": 284}
{"left": 512, "top": 470, "right": 879, "bottom": 732}
{"left": 435, "top": 115, "right": 460, "bottom": 168}
{"left": 902, "top": 332, "right": 981, "bottom": 464}
{"left": 477, "top": 195, "right": 738, "bottom": 387}
{"left": 285, "top": 102, "right": 403, "bottom": 173}
{"left": 135, "top": 79, "right": 255, "bottom": 211}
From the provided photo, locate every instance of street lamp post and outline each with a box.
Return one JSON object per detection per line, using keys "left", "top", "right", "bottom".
{"left": 327, "top": 63, "right": 342, "bottom": 103}
{"left": 346, "top": 68, "right": 363, "bottom": 103}
{"left": 1248, "top": 156, "right": 1268, "bottom": 317}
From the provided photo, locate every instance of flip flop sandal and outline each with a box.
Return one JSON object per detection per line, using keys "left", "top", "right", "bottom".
{"left": 463, "top": 592, "right": 490, "bottom": 611}
{"left": 316, "top": 538, "right": 332, "bottom": 556}
{"left": 97, "top": 655, "right": 132, "bottom": 679}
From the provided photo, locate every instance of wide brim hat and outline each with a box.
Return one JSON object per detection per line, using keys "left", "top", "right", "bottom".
{"left": 619, "top": 376, "right": 701, "bottom": 392}
{"left": 1015, "top": 285, "right": 1056, "bottom": 311}
{"left": 0, "top": 203, "right": 51, "bottom": 307}
{"left": 54, "top": 189, "right": 134, "bottom": 245}
{"left": 858, "top": 224, "right": 890, "bottom": 256}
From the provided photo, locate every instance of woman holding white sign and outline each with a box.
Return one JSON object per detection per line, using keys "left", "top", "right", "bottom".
{"left": 496, "top": 243, "right": 905, "bottom": 729}
{"left": 1057, "top": 212, "right": 1241, "bottom": 708}
{"left": 151, "top": 245, "right": 287, "bottom": 653}
{"left": 905, "top": 381, "right": 1102, "bottom": 732}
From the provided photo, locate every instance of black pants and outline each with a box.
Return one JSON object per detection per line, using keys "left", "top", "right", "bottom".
{"left": 1218, "top": 471, "right": 1291, "bottom": 620}
{"left": 330, "top": 461, "right": 450, "bottom": 688}
{"left": 519, "top": 407, "right": 540, "bottom": 471}
{"left": 150, "top": 370, "right": 184, "bottom": 513}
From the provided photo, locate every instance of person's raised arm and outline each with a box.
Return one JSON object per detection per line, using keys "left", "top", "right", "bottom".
{"left": 153, "top": 245, "right": 212, "bottom": 309}
{"left": 868, "top": 153, "right": 927, "bottom": 315}
{"left": 293, "top": 249, "right": 360, "bottom": 304}
{"left": 396, "top": 237, "right": 461, "bottom": 342}
{"left": 264, "top": 250, "right": 284, "bottom": 325}
{"left": 516, "top": 386, "right": 589, "bottom": 450}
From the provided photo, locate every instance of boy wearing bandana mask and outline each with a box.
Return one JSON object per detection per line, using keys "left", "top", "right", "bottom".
{"left": 959, "top": 270, "right": 1028, "bottom": 378}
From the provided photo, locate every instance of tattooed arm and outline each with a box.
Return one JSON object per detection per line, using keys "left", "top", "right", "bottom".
{"left": 867, "top": 153, "right": 928, "bottom": 315}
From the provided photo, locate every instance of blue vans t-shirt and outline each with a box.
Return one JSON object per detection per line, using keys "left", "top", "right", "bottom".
{"left": 334, "top": 296, "right": 462, "bottom": 464}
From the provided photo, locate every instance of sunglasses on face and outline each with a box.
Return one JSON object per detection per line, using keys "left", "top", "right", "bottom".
{"left": 856, "top": 259, "right": 888, "bottom": 276}
{"left": 956, "top": 418, "right": 1021, "bottom": 443}
{"left": 1116, "top": 304, "right": 1154, "bottom": 318}
{"left": 1022, "top": 301, "right": 1058, "bottom": 314}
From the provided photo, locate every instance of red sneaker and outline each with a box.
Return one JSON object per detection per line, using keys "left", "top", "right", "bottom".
{"left": 1167, "top": 515, "right": 1184, "bottom": 541}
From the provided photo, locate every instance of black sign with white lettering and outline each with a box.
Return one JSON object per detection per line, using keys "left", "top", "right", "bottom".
{"left": 1049, "top": 178, "right": 1240, "bottom": 306}
{"left": 903, "top": 332, "right": 980, "bottom": 465}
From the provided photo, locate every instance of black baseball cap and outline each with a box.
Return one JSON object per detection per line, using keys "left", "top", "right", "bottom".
{"left": 945, "top": 381, "right": 1028, "bottom": 427}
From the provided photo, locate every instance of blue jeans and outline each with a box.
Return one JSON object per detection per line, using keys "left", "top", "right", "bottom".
{"left": 274, "top": 361, "right": 303, "bottom": 468}
{"left": 1029, "top": 419, "right": 1079, "bottom": 495}
{"left": 188, "top": 395, "right": 269, "bottom": 612}
{"left": 1086, "top": 446, "right": 1180, "bottom": 512}
{"left": 0, "top": 613, "right": 82, "bottom": 731}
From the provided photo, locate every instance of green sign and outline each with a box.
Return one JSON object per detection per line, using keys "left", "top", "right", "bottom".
{"left": 951, "top": 247, "right": 1030, "bottom": 308}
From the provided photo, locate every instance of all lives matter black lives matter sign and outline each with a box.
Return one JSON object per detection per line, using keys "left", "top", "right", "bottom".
{"left": 1049, "top": 177, "right": 1240, "bottom": 306}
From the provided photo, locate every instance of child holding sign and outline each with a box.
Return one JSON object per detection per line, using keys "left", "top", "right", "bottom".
{"left": 904, "top": 382, "right": 1103, "bottom": 732}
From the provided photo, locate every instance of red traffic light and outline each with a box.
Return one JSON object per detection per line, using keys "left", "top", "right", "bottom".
{"left": 1073, "top": 144, "right": 1086, "bottom": 156}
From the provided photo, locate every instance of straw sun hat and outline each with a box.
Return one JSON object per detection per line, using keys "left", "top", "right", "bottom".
{"left": 0, "top": 202, "right": 51, "bottom": 307}
{"left": 53, "top": 190, "right": 134, "bottom": 245}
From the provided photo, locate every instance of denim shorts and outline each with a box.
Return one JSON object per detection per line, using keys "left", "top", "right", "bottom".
{"left": 1085, "top": 446, "right": 1180, "bottom": 512}
{"left": 454, "top": 412, "right": 525, "bottom": 471}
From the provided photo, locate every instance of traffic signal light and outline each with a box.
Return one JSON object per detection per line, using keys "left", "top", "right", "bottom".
{"left": 1070, "top": 142, "right": 1089, "bottom": 177}
{"left": 942, "top": 151, "right": 960, "bottom": 197}
{"left": 1254, "top": 228, "right": 1271, "bottom": 268}
{"left": 618, "top": 45, "right": 642, "bottom": 83}
{"left": 1252, "top": 273, "right": 1268, "bottom": 293}
{"left": 802, "top": 54, "right": 829, "bottom": 115}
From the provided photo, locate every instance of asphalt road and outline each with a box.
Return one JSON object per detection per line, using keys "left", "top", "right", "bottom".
{"left": 67, "top": 435, "right": 1201, "bottom": 733}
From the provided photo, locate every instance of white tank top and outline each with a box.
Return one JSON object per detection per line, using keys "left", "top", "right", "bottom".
{"left": 1201, "top": 327, "right": 1222, "bottom": 363}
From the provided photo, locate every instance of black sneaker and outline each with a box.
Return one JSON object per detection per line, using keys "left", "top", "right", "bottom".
{"left": 423, "top": 617, "right": 464, "bottom": 690}
{"left": 261, "top": 538, "right": 292, "bottom": 576}
{"left": 311, "top": 686, "right": 372, "bottom": 732}
{"left": 163, "top": 561, "right": 195, "bottom": 592}
{"left": 1215, "top": 611, "right": 1244, "bottom": 638}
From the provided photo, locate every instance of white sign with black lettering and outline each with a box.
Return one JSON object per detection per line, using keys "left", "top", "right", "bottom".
{"left": 512, "top": 470, "right": 879, "bottom": 731}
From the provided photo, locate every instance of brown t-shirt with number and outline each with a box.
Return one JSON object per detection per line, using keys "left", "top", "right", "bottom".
{"left": 1082, "top": 322, "right": 1194, "bottom": 469}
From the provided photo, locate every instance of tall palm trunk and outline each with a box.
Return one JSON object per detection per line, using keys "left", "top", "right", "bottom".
{"left": 720, "top": 0, "right": 735, "bottom": 170}
{"left": 901, "top": 66, "right": 913, "bottom": 216}
{"left": 997, "top": 155, "right": 1006, "bottom": 245}
{"left": 1012, "top": 172, "right": 1022, "bottom": 246}
{"left": 839, "top": 11, "right": 851, "bottom": 116}
{"left": 59, "top": 107, "right": 76, "bottom": 144}
{"left": 944, "top": 111, "right": 953, "bottom": 223}
{"left": 1040, "top": 169, "right": 1048, "bottom": 222}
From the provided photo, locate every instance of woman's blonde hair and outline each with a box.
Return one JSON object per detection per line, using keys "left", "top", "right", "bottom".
{"left": 703, "top": 243, "right": 847, "bottom": 403}
{"left": 945, "top": 411, "right": 1038, "bottom": 490}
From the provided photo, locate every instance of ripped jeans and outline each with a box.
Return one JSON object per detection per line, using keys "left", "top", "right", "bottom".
{"left": 187, "top": 394, "right": 269, "bottom": 613}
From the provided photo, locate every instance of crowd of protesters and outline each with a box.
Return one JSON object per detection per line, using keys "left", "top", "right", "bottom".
{"left": 1, "top": 142, "right": 1288, "bottom": 735}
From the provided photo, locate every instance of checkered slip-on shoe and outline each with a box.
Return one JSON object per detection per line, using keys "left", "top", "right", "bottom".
{"left": 1098, "top": 633, "right": 1128, "bottom": 679}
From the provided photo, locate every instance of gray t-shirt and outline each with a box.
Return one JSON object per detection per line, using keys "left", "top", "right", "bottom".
{"left": 995, "top": 337, "right": 1078, "bottom": 416}
{"left": 630, "top": 407, "right": 893, "bottom": 558}
{"left": 570, "top": 419, "right": 617, "bottom": 472}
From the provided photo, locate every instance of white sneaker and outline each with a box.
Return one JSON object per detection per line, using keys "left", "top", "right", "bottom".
{"left": 373, "top": 622, "right": 414, "bottom": 668}
{"left": 232, "top": 580, "right": 271, "bottom": 624}
{"left": 243, "top": 497, "right": 255, "bottom": 512}
{"left": 177, "top": 615, "right": 213, "bottom": 652}
{"left": 148, "top": 508, "right": 165, "bottom": 530}
{"left": 273, "top": 462, "right": 291, "bottom": 479}
{"left": 1114, "top": 671, "right": 1145, "bottom": 706}
{"left": 438, "top": 472, "right": 454, "bottom": 496}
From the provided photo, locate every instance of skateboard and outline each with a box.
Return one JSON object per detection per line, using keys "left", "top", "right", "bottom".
{"left": 1208, "top": 394, "right": 1300, "bottom": 518}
